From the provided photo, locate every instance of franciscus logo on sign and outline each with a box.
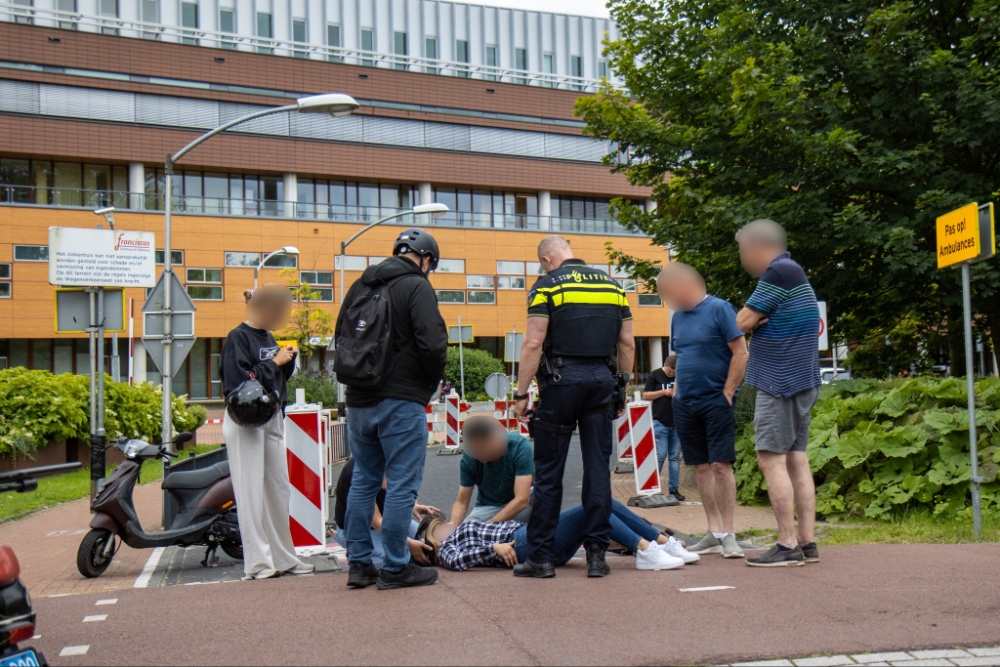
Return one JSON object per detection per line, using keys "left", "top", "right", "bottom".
{"left": 114, "top": 233, "right": 152, "bottom": 251}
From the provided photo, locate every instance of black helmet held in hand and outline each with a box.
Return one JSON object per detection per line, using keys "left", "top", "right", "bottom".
{"left": 226, "top": 378, "right": 280, "bottom": 428}
{"left": 393, "top": 228, "right": 440, "bottom": 271}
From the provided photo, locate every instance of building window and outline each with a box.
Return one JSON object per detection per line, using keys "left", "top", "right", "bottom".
{"left": 435, "top": 290, "right": 464, "bottom": 304}
{"left": 598, "top": 60, "right": 608, "bottom": 79}
{"left": 361, "top": 29, "right": 374, "bottom": 66}
{"left": 98, "top": 0, "right": 118, "bottom": 34}
{"left": 327, "top": 24, "right": 341, "bottom": 62}
{"left": 486, "top": 45, "right": 497, "bottom": 81}
{"left": 497, "top": 276, "right": 525, "bottom": 290}
{"left": 393, "top": 31, "right": 407, "bottom": 70}
{"left": 335, "top": 256, "right": 368, "bottom": 271}
{"left": 14, "top": 245, "right": 48, "bottom": 261}
{"left": 155, "top": 249, "right": 184, "bottom": 265}
{"left": 616, "top": 278, "right": 637, "bottom": 292}
{"left": 186, "top": 267, "right": 223, "bottom": 300}
{"left": 224, "top": 252, "right": 260, "bottom": 267}
{"left": 515, "top": 48, "right": 527, "bottom": 84}
{"left": 466, "top": 275, "right": 495, "bottom": 289}
{"left": 256, "top": 12, "right": 273, "bottom": 54}
{"left": 263, "top": 254, "right": 296, "bottom": 268}
{"left": 57, "top": 0, "right": 76, "bottom": 29}
{"left": 496, "top": 261, "right": 524, "bottom": 275}
{"left": 571, "top": 55, "right": 583, "bottom": 90}
{"left": 219, "top": 8, "right": 235, "bottom": 48}
{"left": 368, "top": 256, "right": 388, "bottom": 266}
{"left": 181, "top": 2, "right": 198, "bottom": 45}
{"left": 456, "top": 40, "right": 469, "bottom": 77}
{"left": 425, "top": 37, "right": 438, "bottom": 74}
{"left": 300, "top": 271, "right": 332, "bottom": 286}
{"left": 467, "top": 291, "right": 496, "bottom": 304}
{"left": 1, "top": 158, "right": 127, "bottom": 208}
{"left": 527, "top": 262, "right": 545, "bottom": 276}
{"left": 436, "top": 259, "right": 465, "bottom": 273}
{"left": 0, "top": 263, "right": 10, "bottom": 298}
{"left": 292, "top": 19, "right": 307, "bottom": 57}
{"left": 638, "top": 293, "right": 662, "bottom": 306}
{"left": 542, "top": 53, "right": 553, "bottom": 88}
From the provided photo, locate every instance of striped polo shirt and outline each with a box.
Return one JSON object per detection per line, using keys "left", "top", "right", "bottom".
{"left": 744, "top": 252, "right": 822, "bottom": 397}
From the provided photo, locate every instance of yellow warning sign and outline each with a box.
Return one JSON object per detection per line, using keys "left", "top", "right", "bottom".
{"left": 937, "top": 202, "right": 980, "bottom": 268}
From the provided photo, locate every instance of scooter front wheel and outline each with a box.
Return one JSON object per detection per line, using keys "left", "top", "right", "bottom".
{"left": 221, "top": 540, "right": 243, "bottom": 560}
{"left": 77, "top": 528, "right": 115, "bottom": 578}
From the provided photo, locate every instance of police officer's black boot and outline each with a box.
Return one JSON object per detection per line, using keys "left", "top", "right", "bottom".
{"left": 585, "top": 542, "right": 610, "bottom": 578}
{"left": 513, "top": 559, "right": 555, "bottom": 578}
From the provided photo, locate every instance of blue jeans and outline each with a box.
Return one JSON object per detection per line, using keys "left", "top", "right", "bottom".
{"left": 345, "top": 398, "right": 428, "bottom": 572}
{"left": 335, "top": 520, "right": 419, "bottom": 570}
{"left": 513, "top": 499, "right": 661, "bottom": 565}
{"left": 653, "top": 420, "right": 681, "bottom": 490}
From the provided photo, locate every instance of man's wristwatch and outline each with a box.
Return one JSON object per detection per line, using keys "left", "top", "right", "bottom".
{"left": 514, "top": 393, "right": 530, "bottom": 400}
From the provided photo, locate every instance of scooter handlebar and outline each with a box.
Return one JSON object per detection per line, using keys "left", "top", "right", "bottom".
{"left": 162, "top": 449, "right": 180, "bottom": 459}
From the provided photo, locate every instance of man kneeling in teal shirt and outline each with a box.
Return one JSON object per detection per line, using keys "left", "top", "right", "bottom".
{"left": 449, "top": 414, "right": 534, "bottom": 524}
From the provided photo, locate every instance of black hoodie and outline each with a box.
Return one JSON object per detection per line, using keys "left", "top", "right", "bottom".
{"left": 336, "top": 255, "right": 448, "bottom": 407}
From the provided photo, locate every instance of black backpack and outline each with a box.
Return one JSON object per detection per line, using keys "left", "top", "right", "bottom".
{"left": 333, "top": 275, "right": 412, "bottom": 390}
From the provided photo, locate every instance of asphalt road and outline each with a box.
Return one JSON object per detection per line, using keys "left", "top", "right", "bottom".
{"left": 26, "top": 542, "right": 1000, "bottom": 666}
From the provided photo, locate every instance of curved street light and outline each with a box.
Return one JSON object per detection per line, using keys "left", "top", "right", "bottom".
{"left": 254, "top": 246, "right": 300, "bottom": 290}
{"left": 157, "top": 93, "right": 358, "bottom": 451}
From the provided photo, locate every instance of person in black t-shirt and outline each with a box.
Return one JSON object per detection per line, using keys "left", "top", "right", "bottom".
{"left": 333, "top": 459, "right": 440, "bottom": 570}
{"left": 642, "top": 355, "right": 685, "bottom": 501}
{"left": 220, "top": 285, "right": 311, "bottom": 580}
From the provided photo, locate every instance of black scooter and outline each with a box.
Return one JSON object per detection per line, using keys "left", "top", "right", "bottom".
{"left": 77, "top": 432, "right": 242, "bottom": 578}
{"left": 1, "top": 461, "right": 81, "bottom": 667}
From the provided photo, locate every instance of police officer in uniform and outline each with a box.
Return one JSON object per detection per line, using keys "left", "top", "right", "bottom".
{"left": 513, "top": 235, "right": 635, "bottom": 578}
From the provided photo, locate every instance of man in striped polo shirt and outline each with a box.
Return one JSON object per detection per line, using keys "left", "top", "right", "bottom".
{"left": 735, "top": 219, "right": 822, "bottom": 567}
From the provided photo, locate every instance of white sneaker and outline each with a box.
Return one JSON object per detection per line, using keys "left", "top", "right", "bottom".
{"left": 659, "top": 537, "right": 700, "bottom": 564}
{"left": 636, "top": 545, "right": 684, "bottom": 570}
{"left": 242, "top": 568, "right": 280, "bottom": 581}
{"left": 284, "top": 562, "right": 315, "bottom": 575}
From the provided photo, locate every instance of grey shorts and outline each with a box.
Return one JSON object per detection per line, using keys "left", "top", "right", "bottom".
{"left": 754, "top": 386, "right": 821, "bottom": 455}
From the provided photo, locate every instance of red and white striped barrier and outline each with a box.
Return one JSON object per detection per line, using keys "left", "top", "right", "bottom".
{"left": 206, "top": 418, "right": 223, "bottom": 425}
{"left": 445, "top": 392, "right": 461, "bottom": 449}
{"left": 320, "top": 409, "right": 332, "bottom": 493}
{"left": 284, "top": 404, "right": 328, "bottom": 551}
{"left": 626, "top": 401, "right": 661, "bottom": 496}
{"left": 614, "top": 412, "right": 633, "bottom": 462}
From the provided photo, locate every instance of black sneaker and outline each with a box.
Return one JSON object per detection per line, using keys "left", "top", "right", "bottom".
{"left": 346, "top": 562, "right": 379, "bottom": 588}
{"left": 800, "top": 542, "right": 820, "bottom": 563}
{"left": 745, "top": 545, "right": 805, "bottom": 567}
{"left": 513, "top": 559, "right": 556, "bottom": 578}
{"left": 669, "top": 489, "right": 686, "bottom": 502}
{"left": 375, "top": 562, "right": 439, "bottom": 590}
{"left": 585, "top": 542, "right": 610, "bottom": 578}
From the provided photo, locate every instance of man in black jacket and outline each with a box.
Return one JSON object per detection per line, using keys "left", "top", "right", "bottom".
{"left": 335, "top": 228, "right": 448, "bottom": 590}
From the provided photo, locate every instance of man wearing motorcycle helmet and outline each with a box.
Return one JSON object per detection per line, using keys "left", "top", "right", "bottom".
{"left": 220, "top": 284, "right": 314, "bottom": 580}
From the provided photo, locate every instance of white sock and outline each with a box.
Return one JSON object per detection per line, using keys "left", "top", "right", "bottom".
{"left": 711, "top": 531, "right": 730, "bottom": 539}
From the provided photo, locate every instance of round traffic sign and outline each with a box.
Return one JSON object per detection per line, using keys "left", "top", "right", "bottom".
{"left": 484, "top": 373, "right": 511, "bottom": 400}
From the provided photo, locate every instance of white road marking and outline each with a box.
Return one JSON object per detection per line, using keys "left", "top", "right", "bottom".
{"left": 133, "top": 547, "right": 165, "bottom": 588}
{"left": 679, "top": 585, "right": 736, "bottom": 592}
{"left": 83, "top": 615, "right": 107, "bottom": 622}
{"left": 59, "top": 646, "right": 90, "bottom": 657}
{"left": 95, "top": 599, "right": 118, "bottom": 605}
{"left": 30, "top": 635, "right": 41, "bottom": 640}
{"left": 48, "top": 593, "right": 71, "bottom": 598}
{"left": 46, "top": 530, "right": 66, "bottom": 537}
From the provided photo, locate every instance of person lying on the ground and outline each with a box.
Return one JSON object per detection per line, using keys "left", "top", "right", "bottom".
{"left": 448, "top": 414, "right": 533, "bottom": 524}
{"left": 333, "top": 459, "right": 440, "bottom": 567}
{"left": 420, "top": 498, "right": 699, "bottom": 573}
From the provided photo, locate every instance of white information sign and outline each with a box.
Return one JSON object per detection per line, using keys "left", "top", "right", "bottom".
{"left": 817, "top": 300, "right": 829, "bottom": 351}
{"left": 48, "top": 227, "right": 156, "bottom": 288}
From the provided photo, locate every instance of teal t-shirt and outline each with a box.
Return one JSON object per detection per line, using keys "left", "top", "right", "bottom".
{"left": 459, "top": 434, "right": 534, "bottom": 508}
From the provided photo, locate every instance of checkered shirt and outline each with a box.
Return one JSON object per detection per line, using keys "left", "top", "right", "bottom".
{"left": 436, "top": 520, "right": 521, "bottom": 571}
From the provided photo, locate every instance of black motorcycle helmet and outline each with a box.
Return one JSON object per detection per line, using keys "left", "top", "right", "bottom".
{"left": 226, "top": 378, "right": 280, "bottom": 428}
{"left": 392, "top": 228, "right": 440, "bottom": 271}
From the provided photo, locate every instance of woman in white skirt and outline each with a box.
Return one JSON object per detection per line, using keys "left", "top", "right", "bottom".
{"left": 220, "top": 285, "right": 314, "bottom": 580}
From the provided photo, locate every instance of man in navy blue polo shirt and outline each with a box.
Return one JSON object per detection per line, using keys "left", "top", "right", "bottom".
{"left": 735, "top": 218, "right": 822, "bottom": 568}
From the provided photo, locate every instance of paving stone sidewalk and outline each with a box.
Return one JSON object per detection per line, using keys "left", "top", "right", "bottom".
{"left": 727, "top": 645, "right": 1000, "bottom": 667}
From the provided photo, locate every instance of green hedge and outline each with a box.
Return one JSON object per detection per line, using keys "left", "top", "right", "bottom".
{"left": 444, "top": 347, "right": 505, "bottom": 401}
{"left": 0, "top": 368, "right": 206, "bottom": 459}
{"left": 287, "top": 370, "right": 339, "bottom": 407}
{"left": 734, "top": 377, "right": 1000, "bottom": 520}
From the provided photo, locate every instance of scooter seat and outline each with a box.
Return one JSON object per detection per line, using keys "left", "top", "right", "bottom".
{"left": 162, "top": 461, "right": 230, "bottom": 490}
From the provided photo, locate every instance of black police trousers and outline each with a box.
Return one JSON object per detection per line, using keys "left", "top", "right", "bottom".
{"left": 526, "top": 362, "right": 615, "bottom": 564}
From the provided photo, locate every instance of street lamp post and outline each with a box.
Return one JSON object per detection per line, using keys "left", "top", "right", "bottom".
{"left": 254, "top": 246, "right": 300, "bottom": 290}
{"left": 159, "top": 93, "right": 358, "bottom": 451}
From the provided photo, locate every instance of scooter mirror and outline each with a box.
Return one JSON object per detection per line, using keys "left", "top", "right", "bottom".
{"left": 173, "top": 431, "right": 193, "bottom": 445}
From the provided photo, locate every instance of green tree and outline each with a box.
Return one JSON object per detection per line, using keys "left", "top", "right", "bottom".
{"left": 577, "top": 0, "right": 1000, "bottom": 368}
{"left": 279, "top": 268, "right": 335, "bottom": 361}
{"left": 444, "top": 346, "right": 504, "bottom": 401}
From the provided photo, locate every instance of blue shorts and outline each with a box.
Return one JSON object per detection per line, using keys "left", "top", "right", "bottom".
{"left": 673, "top": 396, "right": 736, "bottom": 466}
